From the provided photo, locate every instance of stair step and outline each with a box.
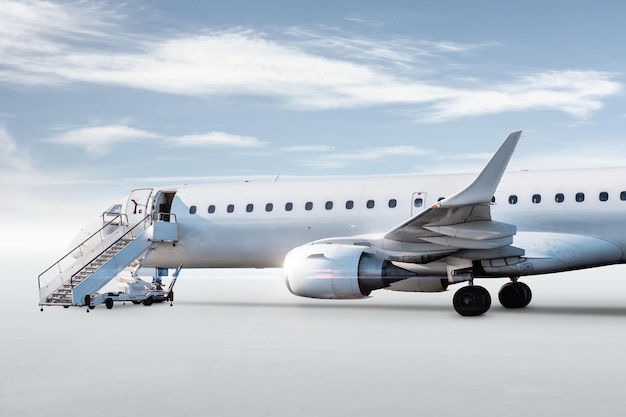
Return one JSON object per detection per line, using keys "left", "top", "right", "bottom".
{"left": 39, "top": 230, "right": 155, "bottom": 308}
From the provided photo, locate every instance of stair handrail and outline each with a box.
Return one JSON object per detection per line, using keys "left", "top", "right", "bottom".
{"left": 38, "top": 213, "right": 130, "bottom": 290}
{"left": 66, "top": 213, "right": 154, "bottom": 290}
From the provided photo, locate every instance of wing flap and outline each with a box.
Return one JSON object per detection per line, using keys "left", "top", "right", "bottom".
{"left": 424, "top": 220, "right": 516, "bottom": 240}
{"left": 421, "top": 235, "right": 513, "bottom": 250}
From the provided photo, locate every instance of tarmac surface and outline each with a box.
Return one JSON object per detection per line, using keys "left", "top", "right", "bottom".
{"left": 4, "top": 254, "right": 626, "bottom": 416}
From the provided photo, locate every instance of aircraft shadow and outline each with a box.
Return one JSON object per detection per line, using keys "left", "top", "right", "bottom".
{"left": 507, "top": 305, "right": 626, "bottom": 317}
{"left": 177, "top": 300, "right": 452, "bottom": 313}
{"left": 177, "top": 300, "right": 626, "bottom": 317}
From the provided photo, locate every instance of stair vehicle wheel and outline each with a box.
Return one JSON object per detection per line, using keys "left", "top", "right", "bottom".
{"left": 498, "top": 282, "right": 532, "bottom": 309}
{"left": 453, "top": 285, "right": 491, "bottom": 316}
{"left": 105, "top": 298, "right": 114, "bottom": 309}
{"left": 88, "top": 305, "right": 95, "bottom": 310}
{"left": 131, "top": 300, "right": 141, "bottom": 305}
{"left": 142, "top": 296, "right": 154, "bottom": 306}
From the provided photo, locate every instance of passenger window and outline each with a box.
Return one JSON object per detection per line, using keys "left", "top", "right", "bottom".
{"left": 599, "top": 192, "right": 609, "bottom": 202}
{"left": 285, "top": 202, "right": 293, "bottom": 211}
{"left": 491, "top": 196, "right": 496, "bottom": 203}
{"left": 227, "top": 204, "right": 235, "bottom": 213}
{"left": 189, "top": 205, "right": 197, "bottom": 214}
{"left": 346, "top": 200, "right": 354, "bottom": 209}
{"left": 208, "top": 205, "right": 216, "bottom": 214}
{"left": 621, "top": 192, "right": 626, "bottom": 201}
{"left": 555, "top": 193, "right": 564, "bottom": 203}
{"left": 325, "top": 201, "right": 333, "bottom": 210}
{"left": 576, "top": 193, "right": 585, "bottom": 202}
{"left": 437, "top": 197, "right": 445, "bottom": 201}
{"left": 265, "top": 203, "right": 273, "bottom": 212}
{"left": 509, "top": 195, "right": 518, "bottom": 205}
{"left": 388, "top": 199, "right": 397, "bottom": 208}
{"left": 246, "top": 204, "right": 254, "bottom": 213}
{"left": 305, "top": 202, "right": 313, "bottom": 211}
{"left": 414, "top": 198, "right": 423, "bottom": 208}
{"left": 532, "top": 194, "right": 541, "bottom": 204}
{"left": 367, "top": 200, "right": 375, "bottom": 209}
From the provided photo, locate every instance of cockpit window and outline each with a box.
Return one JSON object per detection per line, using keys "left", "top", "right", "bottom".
{"left": 105, "top": 204, "right": 122, "bottom": 214}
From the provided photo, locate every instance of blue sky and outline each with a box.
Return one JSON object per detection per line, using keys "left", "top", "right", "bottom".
{"left": 2, "top": 0, "right": 626, "bottom": 251}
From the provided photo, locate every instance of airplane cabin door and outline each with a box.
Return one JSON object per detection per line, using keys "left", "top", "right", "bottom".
{"left": 411, "top": 192, "right": 427, "bottom": 216}
{"left": 125, "top": 188, "right": 154, "bottom": 228}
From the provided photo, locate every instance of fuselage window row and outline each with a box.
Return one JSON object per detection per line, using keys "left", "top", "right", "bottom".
{"left": 191, "top": 191, "right": 626, "bottom": 214}
{"left": 192, "top": 198, "right": 401, "bottom": 214}
{"left": 506, "top": 191, "right": 626, "bottom": 206}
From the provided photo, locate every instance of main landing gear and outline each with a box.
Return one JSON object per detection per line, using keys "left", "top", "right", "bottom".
{"left": 452, "top": 277, "right": 533, "bottom": 316}
{"left": 453, "top": 285, "right": 491, "bottom": 316}
{"left": 498, "top": 279, "right": 532, "bottom": 309}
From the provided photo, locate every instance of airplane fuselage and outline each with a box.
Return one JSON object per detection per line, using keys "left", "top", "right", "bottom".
{"left": 142, "top": 167, "right": 626, "bottom": 272}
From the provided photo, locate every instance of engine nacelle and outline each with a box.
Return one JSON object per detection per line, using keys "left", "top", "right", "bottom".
{"left": 283, "top": 244, "right": 414, "bottom": 299}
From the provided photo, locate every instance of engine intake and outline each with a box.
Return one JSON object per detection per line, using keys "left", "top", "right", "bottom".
{"left": 283, "top": 244, "right": 414, "bottom": 299}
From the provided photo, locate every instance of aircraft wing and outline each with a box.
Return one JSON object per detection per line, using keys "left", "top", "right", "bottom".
{"left": 383, "top": 131, "right": 521, "bottom": 250}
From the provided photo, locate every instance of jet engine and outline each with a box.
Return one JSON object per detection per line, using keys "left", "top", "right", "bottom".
{"left": 283, "top": 244, "right": 415, "bottom": 299}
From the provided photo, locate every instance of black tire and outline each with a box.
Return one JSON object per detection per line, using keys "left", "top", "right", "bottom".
{"left": 105, "top": 298, "right": 114, "bottom": 309}
{"left": 131, "top": 300, "right": 141, "bottom": 305}
{"left": 498, "top": 282, "right": 532, "bottom": 309}
{"left": 517, "top": 281, "right": 532, "bottom": 307}
{"left": 453, "top": 286, "right": 491, "bottom": 316}
{"left": 142, "top": 296, "right": 154, "bottom": 306}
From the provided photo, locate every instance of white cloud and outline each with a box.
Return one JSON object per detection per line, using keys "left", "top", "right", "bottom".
{"left": 0, "top": 126, "right": 16, "bottom": 153}
{"left": 510, "top": 141, "right": 626, "bottom": 171}
{"left": 0, "top": 1, "right": 621, "bottom": 121}
{"left": 175, "top": 132, "right": 267, "bottom": 148}
{"left": 300, "top": 145, "right": 432, "bottom": 169}
{"left": 284, "top": 145, "right": 336, "bottom": 152}
{"left": 47, "top": 124, "right": 266, "bottom": 155}
{"left": 290, "top": 144, "right": 548, "bottom": 172}
{"left": 0, "top": 125, "right": 30, "bottom": 171}
{"left": 0, "top": 125, "right": 114, "bottom": 215}
{"left": 426, "top": 71, "right": 621, "bottom": 122}
{"left": 0, "top": 0, "right": 121, "bottom": 60}
{"left": 287, "top": 28, "right": 488, "bottom": 66}
{"left": 48, "top": 125, "right": 160, "bottom": 156}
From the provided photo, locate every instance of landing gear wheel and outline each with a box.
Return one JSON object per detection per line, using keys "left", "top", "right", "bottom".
{"left": 105, "top": 298, "right": 114, "bottom": 310}
{"left": 142, "top": 296, "right": 154, "bottom": 306}
{"left": 517, "top": 282, "right": 532, "bottom": 307}
{"left": 453, "top": 285, "right": 491, "bottom": 316}
{"left": 498, "top": 282, "right": 532, "bottom": 309}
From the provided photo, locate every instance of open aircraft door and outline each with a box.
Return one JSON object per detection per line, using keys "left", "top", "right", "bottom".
{"left": 125, "top": 188, "right": 153, "bottom": 230}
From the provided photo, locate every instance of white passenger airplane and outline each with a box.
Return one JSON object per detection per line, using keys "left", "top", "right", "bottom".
{"left": 41, "top": 131, "right": 626, "bottom": 316}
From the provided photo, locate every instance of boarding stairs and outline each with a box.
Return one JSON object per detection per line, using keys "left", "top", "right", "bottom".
{"left": 38, "top": 213, "right": 178, "bottom": 309}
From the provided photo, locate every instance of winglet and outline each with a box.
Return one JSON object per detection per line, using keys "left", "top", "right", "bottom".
{"left": 437, "top": 131, "right": 522, "bottom": 208}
